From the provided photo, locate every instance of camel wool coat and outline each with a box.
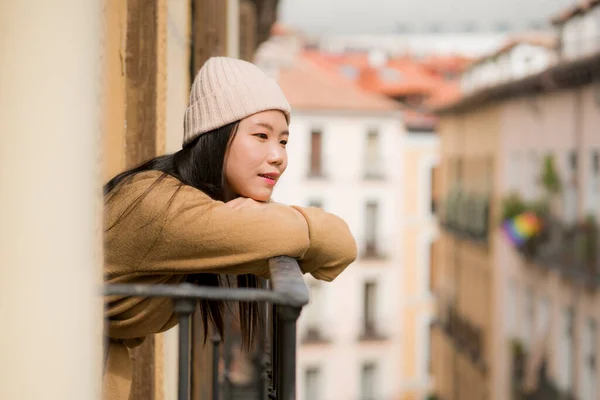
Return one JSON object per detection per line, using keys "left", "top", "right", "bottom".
{"left": 103, "top": 171, "right": 357, "bottom": 399}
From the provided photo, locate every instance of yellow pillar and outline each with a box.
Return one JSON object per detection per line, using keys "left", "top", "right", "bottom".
{"left": 0, "top": 1, "right": 103, "bottom": 399}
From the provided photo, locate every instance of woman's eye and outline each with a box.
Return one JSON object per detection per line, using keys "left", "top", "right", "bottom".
{"left": 280, "top": 140, "right": 288, "bottom": 146}
{"left": 254, "top": 133, "right": 268, "bottom": 140}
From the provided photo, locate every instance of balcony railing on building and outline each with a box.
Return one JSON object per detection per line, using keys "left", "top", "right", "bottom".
{"left": 510, "top": 339, "right": 576, "bottom": 400}
{"left": 439, "top": 187, "right": 490, "bottom": 243}
{"left": 433, "top": 304, "right": 487, "bottom": 375}
{"left": 105, "top": 256, "right": 309, "bottom": 400}
{"left": 514, "top": 215, "right": 600, "bottom": 288}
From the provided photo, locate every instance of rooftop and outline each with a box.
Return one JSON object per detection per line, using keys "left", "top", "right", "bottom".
{"left": 277, "top": 52, "right": 402, "bottom": 113}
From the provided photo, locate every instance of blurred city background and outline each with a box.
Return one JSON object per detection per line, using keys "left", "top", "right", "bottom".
{"left": 1, "top": 0, "right": 599, "bottom": 399}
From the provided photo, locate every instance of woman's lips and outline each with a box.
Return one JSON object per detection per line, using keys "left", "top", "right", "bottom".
{"left": 258, "top": 174, "right": 277, "bottom": 186}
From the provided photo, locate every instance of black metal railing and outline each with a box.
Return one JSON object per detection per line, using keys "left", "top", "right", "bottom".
{"left": 105, "top": 256, "right": 309, "bottom": 400}
{"left": 434, "top": 305, "right": 487, "bottom": 375}
{"left": 510, "top": 340, "right": 571, "bottom": 400}
{"left": 518, "top": 216, "right": 600, "bottom": 288}
{"left": 439, "top": 188, "right": 490, "bottom": 243}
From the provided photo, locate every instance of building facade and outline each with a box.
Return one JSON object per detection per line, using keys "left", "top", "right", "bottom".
{"left": 431, "top": 1, "right": 600, "bottom": 400}
{"left": 257, "top": 32, "right": 427, "bottom": 398}
{"left": 399, "top": 131, "right": 440, "bottom": 400}
{"left": 273, "top": 53, "right": 405, "bottom": 400}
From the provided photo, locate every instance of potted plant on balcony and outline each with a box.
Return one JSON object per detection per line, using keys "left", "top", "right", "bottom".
{"left": 540, "top": 154, "right": 561, "bottom": 193}
{"left": 501, "top": 192, "right": 527, "bottom": 222}
{"left": 539, "top": 153, "right": 562, "bottom": 214}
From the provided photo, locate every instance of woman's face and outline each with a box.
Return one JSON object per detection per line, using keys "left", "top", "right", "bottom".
{"left": 224, "top": 110, "right": 289, "bottom": 202}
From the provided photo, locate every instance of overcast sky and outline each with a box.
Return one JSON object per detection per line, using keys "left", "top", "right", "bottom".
{"left": 279, "top": 0, "right": 576, "bottom": 35}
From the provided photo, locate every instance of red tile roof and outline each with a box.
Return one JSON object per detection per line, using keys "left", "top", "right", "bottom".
{"left": 424, "top": 81, "right": 462, "bottom": 109}
{"left": 357, "top": 59, "right": 443, "bottom": 98}
{"left": 286, "top": 51, "right": 464, "bottom": 129}
{"left": 277, "top": 52, "right": 402, "bottom": 112}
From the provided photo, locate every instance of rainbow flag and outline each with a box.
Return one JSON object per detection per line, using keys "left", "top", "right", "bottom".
{"left": 502, "top": 211, "right": 543, "bottom": 247}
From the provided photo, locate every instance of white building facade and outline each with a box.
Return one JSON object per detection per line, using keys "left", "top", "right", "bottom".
{"left": 255, "top": 29, "right": 445, "bottom": 399}
{"left": 274, "top": 108, "right": 405, "bottom": 400}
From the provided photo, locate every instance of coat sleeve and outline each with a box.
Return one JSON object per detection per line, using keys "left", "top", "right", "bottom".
{"left": 290, "top": 206, "right": 357, "bottom": 282}
{"left": 105, "top": 173, "right": 311, "bottom": 278}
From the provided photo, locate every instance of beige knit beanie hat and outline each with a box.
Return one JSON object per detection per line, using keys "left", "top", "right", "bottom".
{"left": 183, "top": 57, "right": 291, "bottom": 147}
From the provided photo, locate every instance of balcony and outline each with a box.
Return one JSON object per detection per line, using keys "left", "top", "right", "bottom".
{"left": 362, "top": 242, "right": 388, "bottom": 260}
{"left": 358, "top": 321, "right": 387, "bottom": 342}
{"left": 510, "top": 340, "right": 574, "bottom": 400}
{"left": 105, "top": 256, "right": 309, "bottom": 400}
{"left": 434, "top": 305, "right": 487, "bottom": 375}
{"left": 301, "top": 326, "right": 329, "bottom": 345}
{"left": 515, "top": 216, "right": 600, "bottom": 288}
{"left": 439, "top": 188, "right": 490, "bottom": 244}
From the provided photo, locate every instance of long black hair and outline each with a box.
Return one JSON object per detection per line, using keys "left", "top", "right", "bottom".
{"left": 105, "top": 122, "right": 262, "bottom": 349}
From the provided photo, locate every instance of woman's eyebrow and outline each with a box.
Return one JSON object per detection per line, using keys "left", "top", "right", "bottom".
{"left": 254, "top": 121, "right": 289, "bottom": 135}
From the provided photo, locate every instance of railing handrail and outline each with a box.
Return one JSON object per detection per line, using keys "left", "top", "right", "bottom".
{"left": 104, "top": 256, "right": 310, "bottom": 307}
{"left": 103, "top": 256, "right": 309, "bottom": 400}
{"left": 267, "top": 256, "right": 310, "bottom": 307}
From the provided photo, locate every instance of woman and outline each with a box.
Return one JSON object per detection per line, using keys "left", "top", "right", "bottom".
{"left": 103, "top": 57, "right": 357, "bottom": 399}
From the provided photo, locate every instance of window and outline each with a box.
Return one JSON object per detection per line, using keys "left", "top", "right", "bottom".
{"left": 363, "top": 281, "right": 377, "bottom": 336}
{"left": 304, "top": 281, "right": 325, "bottom": 342}
{"left": 309, "top": 129, "right": 323, "bottom": 177}
{"left": 431, "top": 165, "right": 439, "bottom": 214}
{"left": 524, "top": 286, "right": 534, "bottom": 347}
{"left": 308, "top": 199, "right": 323, "bottom": 209}
{"left": 509, "top": 151, "right": 522, "bottom": 191}
{"left": 507, "top": 278, "right": 517, "bottom": 336}
{"left": 428, "top": 322, "right": 434, "bottom": 375}
{"left": 422, "top": 318, "right": 432, "bottom": 379}
{"left": 536, "top": 296, "right": 550, "bottom": 337}
{"left": 564, "top": 151, "right": 578, "bottom": 223}
{"left": 586, "top": 150, "right": 600, "bottom": 216}
{"left": 558, "top": 307, "right": 575, "bottom": 391}
{"left": 569, "top": 150, "right": 578, "bottom": 172}
{"left": 581, "top": 318, "right": 597, "bottom": 400}
{"left": 364, "top": 129, "right": 382, "bottom": 179}
{"left": 365, "top": 201, "right": 379, "bottom": 257}
{"left": 360, "top": 363, "right": 377, "bottom": 400}
{"left": 527, "top": 150, "right": 539, "bottom": 200}
{"left": 304, "top": 367, "right": 320, "bottom": 400}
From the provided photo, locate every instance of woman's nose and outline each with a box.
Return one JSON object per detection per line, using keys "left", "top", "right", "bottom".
{"left": 267, "top": 143, "right": 285, "bottom": 165}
